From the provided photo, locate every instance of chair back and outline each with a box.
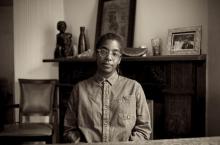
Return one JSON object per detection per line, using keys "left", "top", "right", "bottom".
{"left": 18, "top": 79, "right": 57, "bottom": 124}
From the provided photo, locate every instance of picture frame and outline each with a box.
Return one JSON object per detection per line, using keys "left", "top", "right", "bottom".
{"left": 95, "top": 0, "right": 136, "bottom": 48}
{"left": 167, "top": 26, "right": 202, "bottom": 55}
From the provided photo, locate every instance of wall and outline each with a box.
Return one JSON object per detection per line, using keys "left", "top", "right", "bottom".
{"left": 134, "top": 0, "right": 208, "bottom": 54}
{"left": 63, "top": 0, "right": 208, "bottom": 55}
{"left": 63, "top": 0, "right": 98, "bottom": 49}
{"left": 0, "top": 5, "right": 14, "bottom": 95}
{"left": 207, "top": 0, "right": 220, "bottom": 136}
{"left": 0, "top": 1, "right": 14, "bottom": 124}
{"left": 14, "top": 0, "right": 64, "bottom": 102}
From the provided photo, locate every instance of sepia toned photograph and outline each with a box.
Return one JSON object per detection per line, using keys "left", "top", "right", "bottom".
{"left": 1, "top": 0, "right": 220, "bottom": 145}
{"left": 168, "top": 26, "right": 202, "bottom": 55}
{"left": 172, "top": 33, "right": 195, "bottom": 50}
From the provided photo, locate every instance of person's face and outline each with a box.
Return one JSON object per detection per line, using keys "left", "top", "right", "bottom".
{"left": 96, "top": 40, "right": 122, "bottom": 77}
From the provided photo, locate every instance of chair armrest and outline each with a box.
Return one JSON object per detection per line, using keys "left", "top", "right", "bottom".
{"left": 0, "top": 104, "right": 19, "bottom": 109}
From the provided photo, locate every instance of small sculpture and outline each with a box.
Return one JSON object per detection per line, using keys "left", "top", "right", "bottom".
{"left": 54, "top": 21, "right": 73, "bottom": 58}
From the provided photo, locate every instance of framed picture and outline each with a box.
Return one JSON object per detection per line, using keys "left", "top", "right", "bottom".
{"left": 95, "top": 0, "right": 136, "bottom": 48}
{"left": 167, "top": 26, "right": 202, "bottom": 55}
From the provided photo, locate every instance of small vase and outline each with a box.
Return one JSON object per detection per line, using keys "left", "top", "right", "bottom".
{"left": 78, "top": 26, "right": 87, "bottom": 54}
{"left": 151, "top": 37, "right": 161, "bottom": 56}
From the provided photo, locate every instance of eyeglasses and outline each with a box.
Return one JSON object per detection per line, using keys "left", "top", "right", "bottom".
{"left": 97, "top": 48, "right": 121, "bottom": 58}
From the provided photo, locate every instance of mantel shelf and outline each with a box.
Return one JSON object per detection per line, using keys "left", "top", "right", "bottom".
{"left": 43, "top": 54, "right": 206, "bottom": 63}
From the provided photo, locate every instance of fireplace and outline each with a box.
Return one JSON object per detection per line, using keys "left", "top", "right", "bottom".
{"left": 43, "top": 55, "right": 206, "bottom": 141}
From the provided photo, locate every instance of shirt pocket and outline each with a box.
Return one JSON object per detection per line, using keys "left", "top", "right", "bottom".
{"left": 115, "top": 95, "right": 136, "bottom": 128}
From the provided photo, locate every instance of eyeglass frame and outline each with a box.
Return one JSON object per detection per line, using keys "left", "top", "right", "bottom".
{"left": 96, "top": 47, "right": 122, "bottom": 59}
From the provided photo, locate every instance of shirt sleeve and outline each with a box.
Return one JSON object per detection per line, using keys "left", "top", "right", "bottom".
{"left": 129, "top": 82, "right": 152, "bottom": 141}
{"left": 63, "top": 85, "right": 81, "bottom": 143}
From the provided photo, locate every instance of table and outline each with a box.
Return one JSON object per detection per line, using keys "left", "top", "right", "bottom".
{"left": 37, "top": 136, "right": 220, "bottom": 145}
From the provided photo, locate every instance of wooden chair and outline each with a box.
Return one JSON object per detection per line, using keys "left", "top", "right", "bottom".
{"left": 0, "top": 79, "right": 58, "bottom": 144}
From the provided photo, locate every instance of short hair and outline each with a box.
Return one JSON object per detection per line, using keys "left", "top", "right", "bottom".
{"left": 95, "top": 33, "right": 125, "bottom": 53}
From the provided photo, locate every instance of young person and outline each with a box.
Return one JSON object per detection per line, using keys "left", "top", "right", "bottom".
{"left": 63, "top": 33, "right": 151, "bottom": 143}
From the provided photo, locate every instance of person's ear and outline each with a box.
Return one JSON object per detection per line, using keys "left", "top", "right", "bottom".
{"left": 117, "top": 56, "right": 121, "bottom": 64}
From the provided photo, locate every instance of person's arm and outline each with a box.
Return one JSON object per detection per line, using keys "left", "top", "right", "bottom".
{"left": 129, "top": 83, "right": 152, "bottom": 141}
{"left": 63, "top": 85, "right": 81, "bottom": 143}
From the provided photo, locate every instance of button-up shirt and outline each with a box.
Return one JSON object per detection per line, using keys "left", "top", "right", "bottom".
{"left": 64, "top": 72, "right": 151, "bottom": 143}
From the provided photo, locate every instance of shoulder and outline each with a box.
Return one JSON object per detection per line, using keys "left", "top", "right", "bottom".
{"left": 118, "top": 75, "right": 142, "bottom": 88}
{"left": 71, "top": 77, "right": 94, "bottom": 97}
{"left": 119, "top": 75, "right": 139, "bottom": 83}
{"left": 74, "top": 77, "right": 94, "bottom": 88}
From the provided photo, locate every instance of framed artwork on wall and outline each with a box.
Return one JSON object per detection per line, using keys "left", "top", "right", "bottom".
{"left": 95, "top": 0, "right": 136, "bottom": 48}
{"left": 167, "top": 26, "right": 202, "bottom": 55}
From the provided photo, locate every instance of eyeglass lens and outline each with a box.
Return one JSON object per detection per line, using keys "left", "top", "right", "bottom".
{"left": 97, "top": 48, "right": 121, "bottom": 58}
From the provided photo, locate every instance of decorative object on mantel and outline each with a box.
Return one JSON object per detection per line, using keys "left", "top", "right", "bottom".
{"left": 139, "top": 45, "right": 148, "bottom": 56}
{"left": 167, "top": 25, "right": 202, "bottom": 55}
{"left": 122, "top": 47, "right": 147, "bottom": 57}
{"left": 151, "top": 37, "right": 161, "bottom": 56}
{"left": 76, "top": 26, "right": 94, "bottom": 58}
{"left": 76, "top": 48, "right": 94, "bottom": 58}
{"left": 78, "top": 26, "right": 88, "bottom": 54}
{"left": 95, "top": 0, "right": 136, "bottom": 48}
{"left": 54, "top": 21, "right": 73, "bottom": 58}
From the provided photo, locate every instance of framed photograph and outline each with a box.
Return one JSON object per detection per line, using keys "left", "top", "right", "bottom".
{"left": 167, "top": 26, "right": 202, "bottom": 55}
{"left": 95, "top": 0, "right": 136, "bottom": 48}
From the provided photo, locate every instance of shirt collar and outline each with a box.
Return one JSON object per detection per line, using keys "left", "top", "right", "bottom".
{"left": 94, "top": 71, "right": 119, "bottom": 86}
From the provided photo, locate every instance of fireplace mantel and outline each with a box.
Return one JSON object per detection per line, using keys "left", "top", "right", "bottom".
{"left": 43, "top": 54, "right": 206, "bottom": 62}
{"left": 43, "top": 54, "right": 206, "bottom": 141}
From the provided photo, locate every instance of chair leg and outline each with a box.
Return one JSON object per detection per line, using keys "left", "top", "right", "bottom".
{"left": 45, "top": 137, "right": 52, "bottom": 144}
